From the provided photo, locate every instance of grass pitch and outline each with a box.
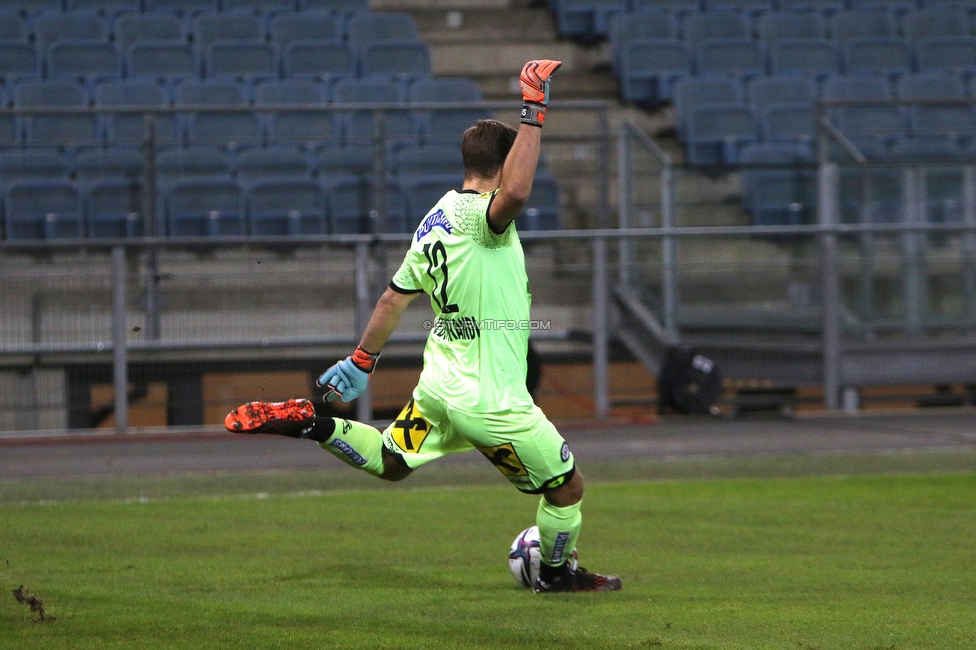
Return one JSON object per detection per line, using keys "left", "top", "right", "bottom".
{"left": 1, "top": 470, "right": 975, "bottom": 649}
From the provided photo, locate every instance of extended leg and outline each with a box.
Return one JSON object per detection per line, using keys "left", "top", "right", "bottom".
{"left": 224, "top": 398, "right": 412, "bottom": 480}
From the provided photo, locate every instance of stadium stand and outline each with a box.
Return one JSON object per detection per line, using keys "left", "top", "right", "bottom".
{"left": 0, "top": 0, "right": 562, "bottom": 239}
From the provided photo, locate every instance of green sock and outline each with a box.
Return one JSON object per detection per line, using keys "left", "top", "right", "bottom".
{"left": 317, "top": 418, "right": 385, "bottom": 477}
{"left": 536, "top": 497, "right": 582, "bottom": 568}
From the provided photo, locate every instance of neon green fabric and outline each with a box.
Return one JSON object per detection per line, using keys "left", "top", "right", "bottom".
{"left": 317, "top": 418, "right": 385, "bottom": 477}
{"left": 536, "top": 497, "right": 582, "bottom": 567}
{"left": 391, "top": 189, "right": 534, "bottom": 413}
{"left": 381, "top": 383, "right": 575, "bottom": 493}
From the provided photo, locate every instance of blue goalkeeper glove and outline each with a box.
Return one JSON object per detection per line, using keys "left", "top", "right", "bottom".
{"left": 317, "top": 345, "right": 380, "bottom": 403}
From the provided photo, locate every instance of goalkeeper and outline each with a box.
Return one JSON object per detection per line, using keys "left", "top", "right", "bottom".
{"left": 225, "top": 60, "right": 621, "bottom": 593}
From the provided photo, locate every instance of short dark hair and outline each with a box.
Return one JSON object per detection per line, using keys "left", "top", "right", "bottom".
{"left": 461, "top": 119, "right": 518, "bottom": 180}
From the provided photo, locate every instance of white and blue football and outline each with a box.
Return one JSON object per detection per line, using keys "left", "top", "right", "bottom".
{"left": 508, "top": 525, "right": 578, "bottom": 588}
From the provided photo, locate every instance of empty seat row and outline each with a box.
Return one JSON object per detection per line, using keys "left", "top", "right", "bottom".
{"left": 555, "top": 0, "right": 976, "bottom": 40}
{"left": 0, "top": 143, "right": 472, "bottom": 187}
{"left": 5, "top": 0, "right": 368, "bottom": 16}
{"left": 619, "top": 36, "right": 976, "bottom": 103}
{"left": 0, "top": 171, "right": 561, "bottom": 240}
{"left": 0, "top": 78, "right": 490, "bottom": 147}
{"left": 1, "top": 9, "right": 414, "bottom": 53}
{"left": 0, "top": 37, "right": 432, "bottom": 85}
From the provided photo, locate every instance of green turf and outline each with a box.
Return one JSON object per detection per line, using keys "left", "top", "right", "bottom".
{"left": 2, "top": 472, "right": 975, "bottom": 649}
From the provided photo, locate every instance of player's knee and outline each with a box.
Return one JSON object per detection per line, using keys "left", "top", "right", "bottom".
{"left": 544, "top": 468, "right": 584, "bottom": 507}
{"left": 378, "top": 449, "right": 413, "bottom": 482}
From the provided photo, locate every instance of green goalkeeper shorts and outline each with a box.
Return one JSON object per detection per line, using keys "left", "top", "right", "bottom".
{"left": 381, "top": 384, "right": 576, "bottom": 494}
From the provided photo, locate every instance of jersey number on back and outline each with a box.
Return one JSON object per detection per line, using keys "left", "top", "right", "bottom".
{"left": 422, "top": 241, "right": 459, "bottom": 314}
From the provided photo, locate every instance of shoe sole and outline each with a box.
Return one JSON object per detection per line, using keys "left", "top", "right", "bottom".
{"left": 224, "top": 399, "right": 315, "bottom": 435}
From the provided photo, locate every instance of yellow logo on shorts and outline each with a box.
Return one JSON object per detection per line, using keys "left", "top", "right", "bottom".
{"left": 391, "top": 398, "right": 431, "bottom": 453}
{"left": 476, "top": 443, "right": 529, "bottom": 477}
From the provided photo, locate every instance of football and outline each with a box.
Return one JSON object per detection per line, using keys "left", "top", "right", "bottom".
{"left": 508, "top": 525, "right": 578, "bottom": 588}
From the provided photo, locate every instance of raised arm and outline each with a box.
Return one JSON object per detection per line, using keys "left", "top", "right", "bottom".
{"left": 488, "top": 60, "right": 561, "bottom": 232}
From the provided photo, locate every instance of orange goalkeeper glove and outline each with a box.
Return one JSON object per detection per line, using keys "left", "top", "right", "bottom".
{"left": 519, "top": 59, "right": 562, "bottom": 127}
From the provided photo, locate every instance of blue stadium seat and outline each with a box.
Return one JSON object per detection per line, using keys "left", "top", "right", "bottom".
{"left": 74, "top": 147, "right": 144, "bottom": 184}
{"left": 607, "top": 10, "right": 677, "bottom": 74}
{"left": 708, "top": 0, "right": 772, "bottom": 13}
{"left": 66, "top": 0, "right": 141, "bottom": 13}
{"left": 553, "top": 0, "right": 628, "bottom": 41}
{"left": 34, "top": 11, "right": 108, "bottom": 53}
{"left": 886, "top": 136, "right": 967, "bottom": 161}
{"left": 0, "top": 91, "right": 17, "bottom": 147}
{"left": 282, "top": 41, "right": 355, "bottom": 81}
{"left": 391, "top": 143, "right": 463, "bottom": 179}
{"left": 898, "top": 72, "right": 973, "bottom": 141}
{"left": 0, "top": 42, "right": 39, "bottom": 85}
{"left": 408, "top": 77, "right": 481, "bottom": 103}
{"left": 222, "top": 0, "right": 294, "bottom": 12}
{"left": 255, "top": 80, "right": 339, "bottom": 145}
{"left": 403, "top": 174, "right": 463, "bottom": 231}
{"left": 757, "top": 11, "right": 826, "bottom": 46}
{"left": 235, "top": 145, "right": 312, "bottom": 183}
{"left": 685, "top": 103, "right": 759, "bottom": 166}
{"left": 14, "top": 81, "right": 99, "bottom": 147}
{"left": 12, "top": 0, "right": 61, "bottom": 12}
{"left": 518, "top": 172, "right": 561, "bottom": 231}
{"left": 204, "top": 42, "right": 277, "bottom": 81}
{"left": 270, "top": 12, "right": 341, "bottom": 48}
{"left": 747, "top": 75, "right": 817, "bottom": 113}
{"left": 175, "top": 81, "right": 261, "bottom": 147}
{"left": 916, "top": 37, "right": 976, "bottom": 77}
{"left": 143, "top": 0, "right": 218, "bottom": 13}
{"left": 739, "top": 142, "right": 816, "bottom": 226}
{"left": 681, "top": 11, "right": 750, "bottom": 43}
{"left": 4, "top": 181, "right": 83, "bottom": 240}
{"left": 317, "top": 143, "right": 375, "bottom": 179}
{"left": 901, "top": 9, "right": 969, "bottom": 43}
{"left": 46, "top": 41, "right": 120, "bottom": 86}
{"left": 408, "top": 78, "right": 489, "bottom": 146}
{"left": 0, "top": 11, "right": 28, "bottom": 41}
{"left": 192, "top": 13, "right": 264, "bottom": 54}
{"left": 762, "top": 103, "right": 817, "bottom": 148}
{"left": 346, "top": 12, "right": 419, "bottom": 54}
{"left": 619, "top": 39, "right": 692, "bottom": 104}
{"left": 165, "top": 179, "right": 246, "bottom": 236}
{"left": 630, "top": 0, "right": 698, "bottom": 14}
{"left": 0, "top": 150, "right": 68, "bottom": 187}
{"left": 673, "top": 75, "right": 741, "bottom": 138}
{"left": 297, "top": 0, "right": 367, "bottom": 14}
{"left": 156, "top": 145, "right": 232, "bottom": 185}
{"left": 695, "top": 38, "right": 765, "bottom": 82}
{"left": 94, "top": 80, "right": 180, "bottom": 146}
{"left": 85, "top": 180, "right": 145, "bottom": 238}
{"left": 843, "top": 36, "right": 914, "bottom": 77}
{"left": 324, "top": 175, "right": 395, "bottom": 234}
{"left": 113, "top": 13, "right": 185, "bottom": 52}
{"left": 247, "top": 179, "right": 327, "bottom": 236}
{"left": 830, "top": 10, "right": 897, "bottom": 44}
{"left": 126, "top": 41, "right": 197, "bottom": 83}
{"left": 330, "top": 77, "right": 418, "bottom": 148}
{"left": 358, "top": 41, "right": 431, "bottom": 80}
{"left": 770, "top": 39, "right": 841, "bottom": 79}
{"left": 823, "top": 74, "right": 902, "bottom": 148}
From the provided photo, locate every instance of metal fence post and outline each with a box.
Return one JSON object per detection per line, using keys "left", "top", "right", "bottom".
{"left": 902, "top": 167, "right": 924, "bottom": 335}
{"left": 963, "top": 166, "right": 976, "bottom": 331}
{"left": 111, "top": 245, "right": 129, "bottom": 433}
{"left": 661, "top": 164, "right": 677, "bottom": 335}
{"left": 617, "top": 123, "right": 632, "bottom": 287}
{"left": 592, "top": 235, "right": 609, "bottom": 418}
{"left": 354, "top": 241, "right": 373, "bottom": 422}
{"left": 818, "top": 163, "right": 841, "bottom": 411}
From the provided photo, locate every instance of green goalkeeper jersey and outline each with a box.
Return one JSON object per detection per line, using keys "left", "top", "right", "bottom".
{"left": 390, "top": 189, "right": 534, "bottom": 413}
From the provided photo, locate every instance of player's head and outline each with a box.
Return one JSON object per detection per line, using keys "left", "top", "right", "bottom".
{"left": 461, "top": 119, "right": 518, "bottom": 182}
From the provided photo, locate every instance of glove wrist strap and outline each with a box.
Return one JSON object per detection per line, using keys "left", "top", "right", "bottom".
{"left": 520, "top": 102, "right": 546, "bottom": 127}
{"left": 351, "top": 345, "right": 380, "bottom": 374}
